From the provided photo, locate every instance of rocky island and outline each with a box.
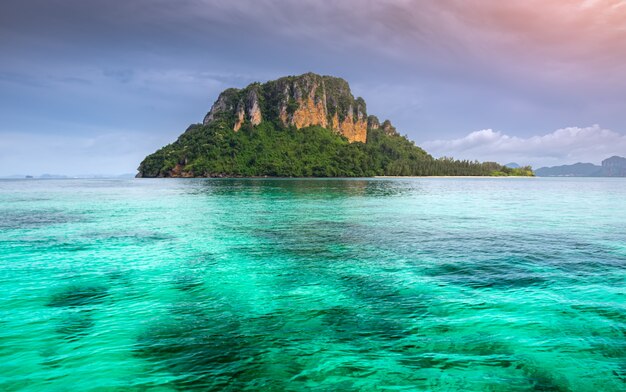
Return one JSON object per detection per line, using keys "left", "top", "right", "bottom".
{"left": 535, "top": 156, "right": 626, "bottom": 177}
{"left": 137, "top": 73, "right": 532, "bottom": 177}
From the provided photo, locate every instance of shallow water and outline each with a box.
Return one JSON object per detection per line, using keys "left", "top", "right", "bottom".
{"left": 0, "top": 178, "right": 624, "bottom": 391}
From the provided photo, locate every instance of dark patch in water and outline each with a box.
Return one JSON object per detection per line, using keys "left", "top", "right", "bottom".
{"left": 426, "top": 259, "right": 548, "bottom": 289}
{"left": 5, "top": 237, "right": 92, "bottom": 253}
{"left": 246, "top": 313, "right": 287, "bottom": 335}
{"left": 613, "top": 362, "right": 626, "bottom": 383}
{"left": 311, "top": 303, "right": 410, "bottom": 347}
{"left": 393, "top": 332, "right": 516, "bottom": 374}
{"left": 515, "top": 360, "right": 571, "bottom": 392}
{"left": 0, "top": 210, "right": 82, "bottom": 229}
{"left": 339, "top": 274, "right": 430, "bottom": 316}
{"left": 53, "top": 242, "right": 91, "bottom": 252}
{"left": 245, "top": 219, "right": 372, "bottom": 262}
{"left": 171, "top": 274, "right": 204, "bottom": 293}
{"left": 134, "top": 313, "right": 271, "bottom": 390}
{"left": 105, "top": 269, "right": 130, "bottom": 284}
{"left": 39, "top": 349, "right": 64, "bottom": 369}
{"left": 572, "top": 304, "right": 626, "bottom": 324}
{"left": 47, "top": 285, "right": 108, "bottom": 308}
{"left": 398, "top": 355, "right": 451, "bottom": 370}
{"left": 535, "top": 237, "right": 626, "bottom": 276}
{"left": 317, "top": 306, "right": 379, "bottom": 340}
{"left": 55, "top": 311, "right": 94, "bottom": 341}
{"left": 81, "top": 230, "right": 176, "bottom": 244}
{"left": 426, "top": 336, "right": 511, "bottom": 356}
{"left": 457, "top": 338, "right": 513, "bottom": 357}
{"left": 184, "top": 252, "right": 220, "bottom": 267}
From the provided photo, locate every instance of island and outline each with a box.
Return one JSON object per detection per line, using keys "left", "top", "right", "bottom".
{"left": 535, "top": 156, "right": 626, "bottom": 177}
{"left": 137, "top": 73, "right": 533, "bottom": 178}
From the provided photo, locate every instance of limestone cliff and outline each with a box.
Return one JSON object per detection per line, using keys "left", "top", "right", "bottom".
{"left": 202, "top": 73, "right": 368, "bottom": 143}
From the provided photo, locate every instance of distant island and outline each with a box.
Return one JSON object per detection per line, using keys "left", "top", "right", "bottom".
{"left": 137, "top": 73, "right": 533, "bottom": 178}
{"left": 535, "top": 156, "right": 626, "bottom": 177}
{"left": 1, "top": 174, "right": 136, "bottom": 179}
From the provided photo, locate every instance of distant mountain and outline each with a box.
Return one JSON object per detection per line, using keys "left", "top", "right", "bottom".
{"left": 504, "top": 162, "right": 520, "bottom": 169}
{"left": 534, "top": 163, "right": 601, "bottom": 177}
{"left": 535, "top": 156, "right": 626, "bottom": 177}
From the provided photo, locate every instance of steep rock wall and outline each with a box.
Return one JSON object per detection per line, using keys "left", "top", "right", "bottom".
{"left": 202, "top": 73, "right": 368, "bottom": 143}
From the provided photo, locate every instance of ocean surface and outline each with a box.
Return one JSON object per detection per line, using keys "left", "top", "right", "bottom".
{"left": 0, "top": 178, "right": 624, "bottom": 391}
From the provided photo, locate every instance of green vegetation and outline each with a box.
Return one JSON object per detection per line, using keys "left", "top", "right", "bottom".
{"left": 138, "top": 120, "right": 532, "bottom": 177}
{"left": 491, "top": 166, "right": 535, "bottom": 177}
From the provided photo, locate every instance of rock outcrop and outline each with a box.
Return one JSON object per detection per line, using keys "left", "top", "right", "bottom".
{"left": 381, "top": 120, "right": 398, "bottom": 136}
{"left": 601, "top": 156, "right": 626, "bottom": 176}
{"left": 367, "top": 115, "right": 380, "bottom": 130}
{"left": 202, "top": 73, "right": 368, "bottom": 143}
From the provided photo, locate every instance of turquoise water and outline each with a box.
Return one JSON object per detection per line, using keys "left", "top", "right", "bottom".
{"left": 0, "top": 178, "right": 624, "bottom": 391}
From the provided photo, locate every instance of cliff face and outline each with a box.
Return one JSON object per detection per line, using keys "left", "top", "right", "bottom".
{"left": 601, "top": 156, "right": 626, "bottom": 176}
{"left": 202, "top": 73, "right": 368, "bottom": 143}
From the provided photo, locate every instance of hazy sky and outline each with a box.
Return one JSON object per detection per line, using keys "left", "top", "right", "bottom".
{"left": 2, "top": 0, "right": 626, "bottom": 175}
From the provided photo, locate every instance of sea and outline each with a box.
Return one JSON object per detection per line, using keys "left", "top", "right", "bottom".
{"left": 0, "top": 178, "right": 624, "bottom": 391}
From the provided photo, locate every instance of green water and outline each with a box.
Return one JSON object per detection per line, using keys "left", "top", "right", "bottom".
{"left": 0, "top": 178, "right": 624, "bottom": 391}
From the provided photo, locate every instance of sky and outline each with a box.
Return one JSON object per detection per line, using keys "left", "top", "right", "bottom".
{"left": 1, "top": 0, "right": 626, "bottom": 175}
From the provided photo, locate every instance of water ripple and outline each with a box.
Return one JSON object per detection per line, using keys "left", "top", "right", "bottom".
{"left": 0, "top": 178, "right": 624, "bottom": 391}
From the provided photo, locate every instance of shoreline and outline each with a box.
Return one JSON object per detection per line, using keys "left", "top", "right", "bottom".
{"left": 373, "top": 175, "right": 535, "bottom": 179}
{"left": 135, "top": 175, "right": 536, "bottom": 179}
{"left": 9, "top": 175, "right": 538, "bottom": 180}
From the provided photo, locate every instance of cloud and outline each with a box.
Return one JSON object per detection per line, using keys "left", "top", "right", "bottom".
{"left": 422, "top": 125, "right": 626, "bottom": 167}
{"left": 4, "top": 1, "right": 626, "bottom": 84}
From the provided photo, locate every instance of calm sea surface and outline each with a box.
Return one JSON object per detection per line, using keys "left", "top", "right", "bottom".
{"left": 0, "top": 178, "right": 624, "bottom": 391}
